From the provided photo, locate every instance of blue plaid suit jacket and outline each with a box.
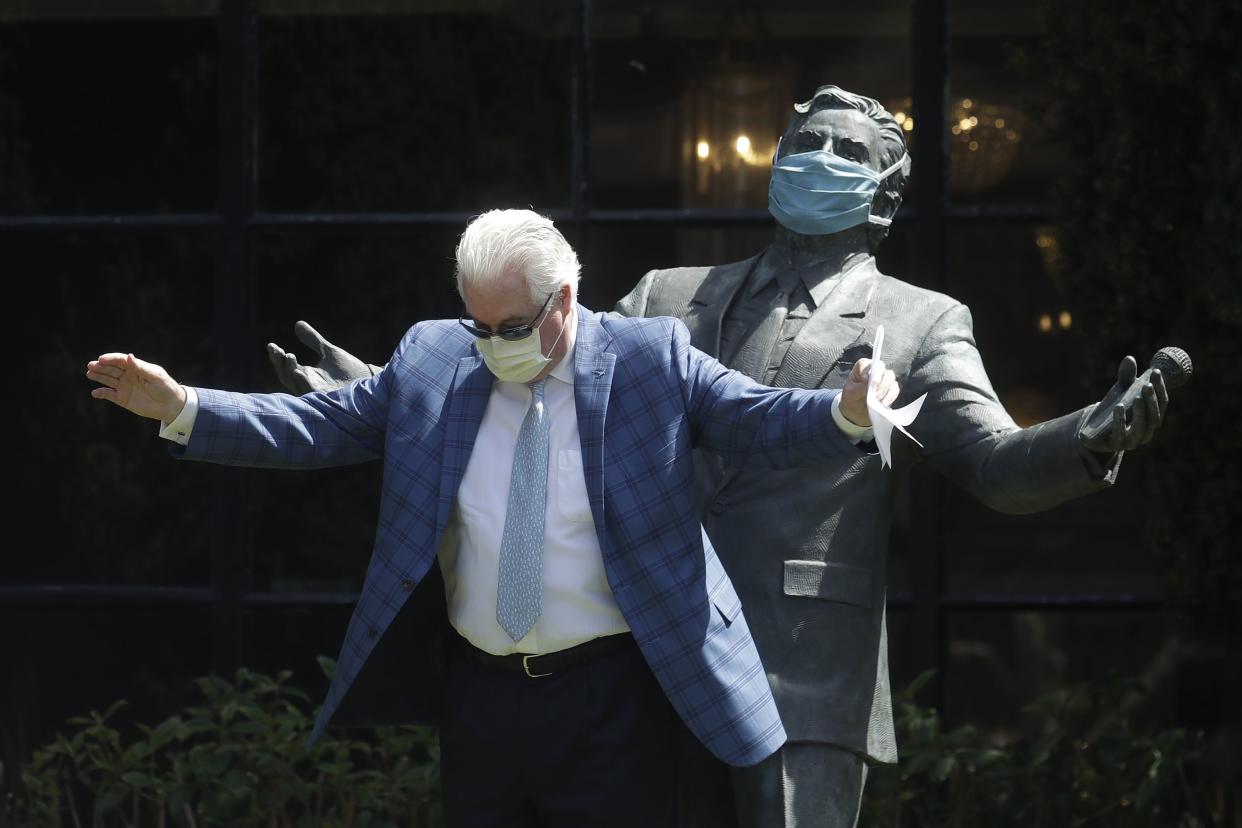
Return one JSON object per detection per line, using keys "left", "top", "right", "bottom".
{"left": 176, "top": 307, "right": 857, "bottom": 767}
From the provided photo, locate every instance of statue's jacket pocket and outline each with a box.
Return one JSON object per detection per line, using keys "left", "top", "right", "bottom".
{"left": 782, "top": 559, "right": 873, "bottom": 609}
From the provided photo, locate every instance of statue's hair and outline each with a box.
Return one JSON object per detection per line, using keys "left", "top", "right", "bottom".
{"left": 454, "top": 209, "right": 581, "bottom": 303}
{"left": 781, "top": 85, "right": 911, "bottom": 246}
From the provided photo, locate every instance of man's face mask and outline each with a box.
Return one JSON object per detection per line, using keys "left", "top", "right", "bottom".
{"left": 767, "top": 137, "right": 909, "bottom": 237}
{"left": 474, "top": 295, "right": 570, "bottom": 383}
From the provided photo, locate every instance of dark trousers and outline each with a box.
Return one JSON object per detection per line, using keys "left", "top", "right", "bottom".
{"left": 439, "top": 635, "right": 681, "bottom": 828}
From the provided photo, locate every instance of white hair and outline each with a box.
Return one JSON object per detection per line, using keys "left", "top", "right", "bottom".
{"left": 454, "top": 209, "right": 581, "bottom": 304}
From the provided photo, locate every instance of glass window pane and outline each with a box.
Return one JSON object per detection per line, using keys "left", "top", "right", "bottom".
{"left": 8, "top": 231, "right": 216, "bottom": 586}
{"left": 941, "top": 222, "right": 1158, "bottom": 594}
{"left": 0, "top": 607, "right": 216, "bottom": 782}
{"left": 942, "top": 465, "right": 1160, "bottom": 595}
{"left": 946, "top": 0, "right": 1063, "bottom": 205}
{"left": 241, "top": 605, "right": 354, "bottom": 696}
{"left": 258, "top": 1, "right": 573, "bottom": 213}
{"left": 882, "top": 607, "right": 921, "bottom": 696}
{"left": 249, "top": 228, "right": 463, "bottom": 591}
{"left": 583, "top": 224, "right": 773, "bottom": 309}
{"left": 0, "top": 3, "right": 219, "bottom": 214}
{"left": 591, "top": 1, "right": 912, "bottom": 209}
{"left": 945, "top": 222, "right": 1082, "bottom": 412}
{"left": 248, "top": 466, "right": 379, "bottom": 593}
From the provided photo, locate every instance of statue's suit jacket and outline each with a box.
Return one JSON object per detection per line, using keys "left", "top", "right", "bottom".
{"left": 616, "top": 254, "right": 1119, "bottom": 762}
{"left": 172, "top": 307, "right": 864, "bottom": 767}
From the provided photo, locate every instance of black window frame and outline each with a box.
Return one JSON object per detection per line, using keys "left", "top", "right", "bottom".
{"left": 0, "top": 0, "right": 1163, "bottom": 712}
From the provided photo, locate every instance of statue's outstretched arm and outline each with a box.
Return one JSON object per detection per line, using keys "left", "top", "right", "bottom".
{"left": 267, "top": 321, "right": 380, "bottom": 395}
{"left": 909, "top": 304, "right": 1178, "bottom": 515}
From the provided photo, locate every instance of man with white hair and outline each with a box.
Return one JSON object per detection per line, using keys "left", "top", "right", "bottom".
{"left": 87, "top": 209, "right": 899, "bottom": 828}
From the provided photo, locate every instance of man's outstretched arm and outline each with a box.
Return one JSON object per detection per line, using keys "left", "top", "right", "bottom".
{"left": 87, "top": 343, "right": 395, "bottom": 470}
{"left": 674, "top": 320, "right": 898, "bottom": 468}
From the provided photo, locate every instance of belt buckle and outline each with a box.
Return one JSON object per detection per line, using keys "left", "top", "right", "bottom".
{"left": 522, "top": 654, "right": 553, "bottom": 678}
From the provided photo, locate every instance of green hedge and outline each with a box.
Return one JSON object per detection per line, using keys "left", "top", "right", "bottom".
{"left": 5, "top": 659, "right": 440, "bottom": 828}
{"left": 860, "top": 672, "right": 1233, "bottom": 827}
{"left": 5, "top": 663, "right": 1233, "bottom": 827}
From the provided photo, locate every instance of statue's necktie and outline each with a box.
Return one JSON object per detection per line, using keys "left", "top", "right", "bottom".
{"left": 496, "top": 379, "right": 550, "bottom": 642}
{"left": 732, "top": 269, "right": 802, "bottom": 382}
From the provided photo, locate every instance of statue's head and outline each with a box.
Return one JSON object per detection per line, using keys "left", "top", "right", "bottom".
{"left": 774, "top": 85, "right": 911, "bottom": 251}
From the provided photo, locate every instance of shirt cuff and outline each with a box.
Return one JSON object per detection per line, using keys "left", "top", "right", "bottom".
{"left": 157, "top": 387, "right": 199, "bottom": 446}
{"left": 832, "top": 393, "right": 874, "bottom": 444}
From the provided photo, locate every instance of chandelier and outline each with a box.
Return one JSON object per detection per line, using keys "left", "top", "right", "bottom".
{"left": 890, "top": 96, "right": 1025, "bottom": 196}
{"left": 682, "top": 62, "right": 792, "bottom": 209}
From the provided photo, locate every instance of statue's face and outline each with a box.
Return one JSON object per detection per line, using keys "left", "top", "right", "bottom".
{"left": 777, "top": 106, "right": 884, "bottom": 173}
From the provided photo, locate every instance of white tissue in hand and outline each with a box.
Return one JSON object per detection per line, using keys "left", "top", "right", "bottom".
{"left": 866, "top": 325, "right": 927, "bottom": 468}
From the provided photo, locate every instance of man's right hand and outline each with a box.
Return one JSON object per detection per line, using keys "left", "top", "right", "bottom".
{"left": 841, "top": 357, "right": 898, "bottom": 427}
{"left": 86, "top": 353, "right": 187, "bottom": 423}
{"left": 267, "top": 320, "right": 374, "bottom": 395}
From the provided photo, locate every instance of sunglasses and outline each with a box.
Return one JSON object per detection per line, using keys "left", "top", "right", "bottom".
{"left": 458, "top": 290, "right": 558, "bottom": 341}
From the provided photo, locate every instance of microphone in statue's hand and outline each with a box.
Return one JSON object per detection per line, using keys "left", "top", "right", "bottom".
{"left": 1151, "top": 346, "right": 1193, "bottom": 389}
{"left": 1113, "top": 346, "right": 1192, "bottom": 426}
{"left": 1079, "top": 346, "right": 1189, "bottom": 449}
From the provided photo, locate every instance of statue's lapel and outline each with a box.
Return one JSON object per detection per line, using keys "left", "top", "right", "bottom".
{"left": 682, "top": 252, "right": 764, "bottom": 356}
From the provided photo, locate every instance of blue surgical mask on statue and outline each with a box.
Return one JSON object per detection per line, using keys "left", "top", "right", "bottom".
{"left": 767, "top": 139, "right": 909, "bottom": 237}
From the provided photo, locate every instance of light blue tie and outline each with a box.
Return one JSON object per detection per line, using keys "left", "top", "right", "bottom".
{"left": 496, "top": 379, "right": 550, "bottom": 642}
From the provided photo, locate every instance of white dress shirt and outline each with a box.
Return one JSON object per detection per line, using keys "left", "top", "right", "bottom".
{"left": 438, "top": 329, "right": 632, "bottom": 655}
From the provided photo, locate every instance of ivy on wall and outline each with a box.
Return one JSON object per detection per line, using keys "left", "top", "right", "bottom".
{"left": 1036, "top": 0, "right": 1242, "bottom": 645}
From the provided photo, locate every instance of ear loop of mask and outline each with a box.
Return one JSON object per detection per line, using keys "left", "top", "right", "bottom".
{"left": 541, "top": 292, "right": 571, "bottom": 358}
{"left": 867, "top": 154, "right": 909, "bottom": 227}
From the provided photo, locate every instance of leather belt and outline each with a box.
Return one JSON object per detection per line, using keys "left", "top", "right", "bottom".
{"left": 454, "top": 631, "right": 636, "bottom": 678}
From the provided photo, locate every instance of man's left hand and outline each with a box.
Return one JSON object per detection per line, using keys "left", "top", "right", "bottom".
{"left": 841, "top": 358, "right": 898, "bottom": 427}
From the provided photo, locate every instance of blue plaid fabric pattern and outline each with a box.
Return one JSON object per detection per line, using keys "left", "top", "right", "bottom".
{"left": 495, "top": 379, "right": 549, "bottom": 642}
{"left": 176, "top": 307, "right": 858, "bottom": 767}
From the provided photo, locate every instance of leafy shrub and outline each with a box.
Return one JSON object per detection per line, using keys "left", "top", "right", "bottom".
{"left": 861, "top": 671, "right": 1234, "bottom": 827}
{"left": 7, "top": 664, "right": 1235, "bottom": 827}
{"left": 5, "top": 658, "right": 440, "bottom": 828}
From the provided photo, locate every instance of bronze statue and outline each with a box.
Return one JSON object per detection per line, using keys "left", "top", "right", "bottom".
{"left": 269, "top": 85, "right": 1176, "bottom": 828}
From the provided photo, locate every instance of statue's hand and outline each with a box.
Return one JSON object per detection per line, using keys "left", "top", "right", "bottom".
{"left": 266, "top": 321, "right": 374, "bottom": 394}
{"left": 1078, "top": 355, "right": 1169, "bottom": 453}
